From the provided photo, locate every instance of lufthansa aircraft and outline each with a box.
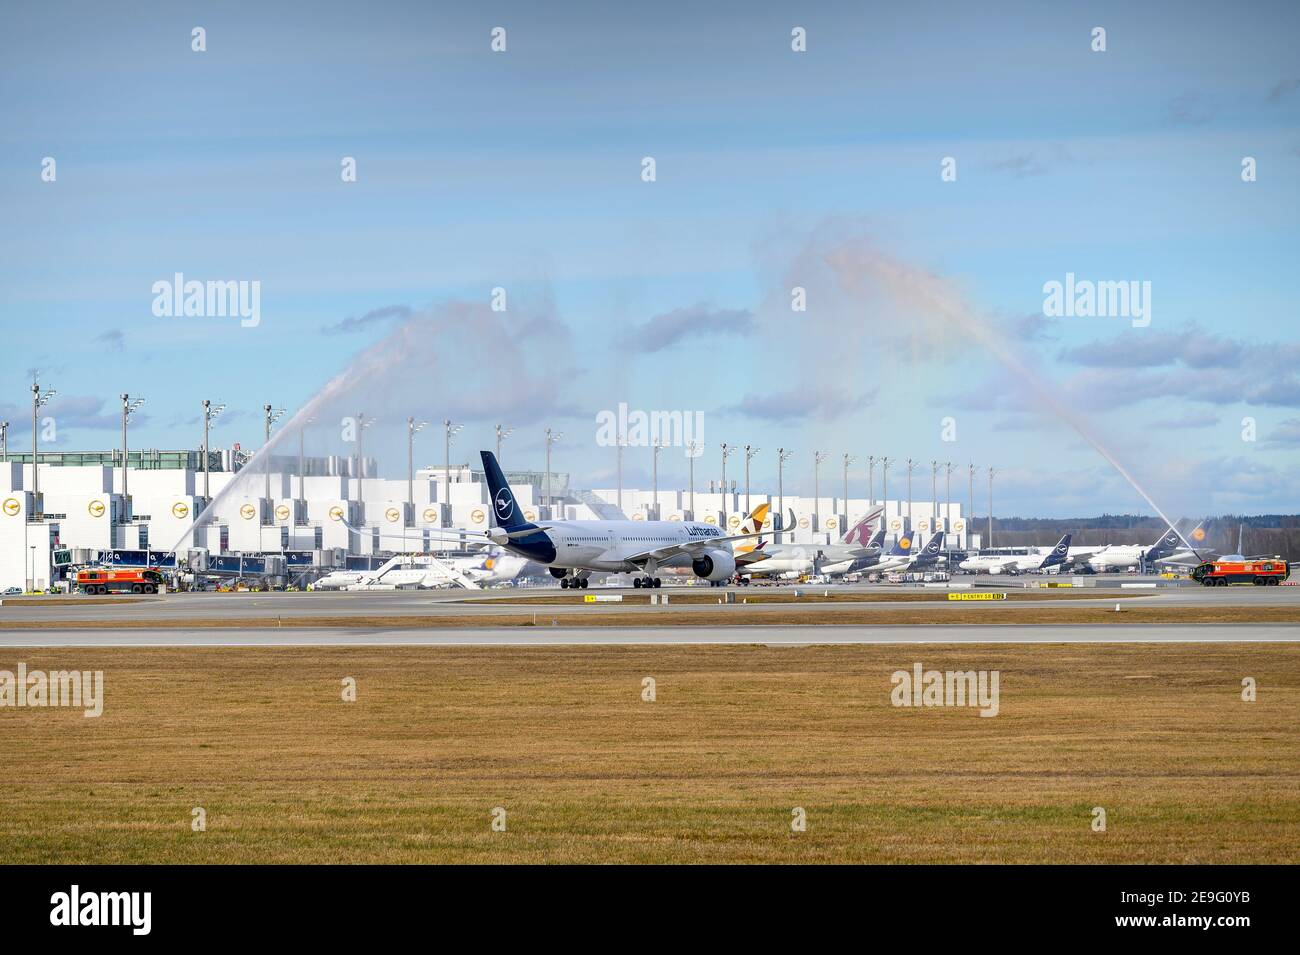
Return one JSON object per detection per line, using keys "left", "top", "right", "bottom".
{"left": 870, "top": 530, "right": 947, "bottom": 575}
{"left": 1084, "top": 527, "right": 1183, "bottom": 572}
{"left": 472, "top": 451, "right": 769, "bottom": 588}
{"left": 958, "top": 534, "right": 1073, "bottom": 575}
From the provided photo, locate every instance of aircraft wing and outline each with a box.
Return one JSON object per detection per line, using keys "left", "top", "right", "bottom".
{"left": 623, "top": 530, "right": 769, "bottom": 567}
{"left": 339, "top": 519, "right": 552, "bottom": 545}
{"left": 417, "top": 525, "right": 554, "bottom": 541}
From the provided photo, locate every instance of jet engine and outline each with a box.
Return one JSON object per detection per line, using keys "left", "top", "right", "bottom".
{"left": 691, "top": 550, "right": 737, "bottom": 581}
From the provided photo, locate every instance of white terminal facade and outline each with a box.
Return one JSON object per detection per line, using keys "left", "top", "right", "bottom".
{"left": 0, "top": 449, "right": 973, "bottom": 591}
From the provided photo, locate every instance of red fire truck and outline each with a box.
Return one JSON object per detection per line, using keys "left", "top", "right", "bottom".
{"left": 1191, "top": 559, "right": 1290, "bottom": 586}
{"left": 75, "top": 567, "right": 163, "bottom": 595}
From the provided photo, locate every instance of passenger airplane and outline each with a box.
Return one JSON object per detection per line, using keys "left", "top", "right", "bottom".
{"left": 958, "top": 534, "right": 1072, "bottom": 575}
{"left": 467, "top": 451, "right": 770, "bottom": 588}
{"left": 737, "top": 505, "right": 886, "bottom": 578}
{"left": 1156, "top": 523, "right": 1264, "bottom": 569}
{"left": 1085, "top": 527, "right": 1184, "bottom": 572}
{"left": 871, "top": 530, "right": 946, "bottom": 575}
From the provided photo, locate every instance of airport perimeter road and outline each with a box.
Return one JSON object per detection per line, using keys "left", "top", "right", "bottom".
{"left": 3, "top": 623, "right": 1298, "bottom": 647}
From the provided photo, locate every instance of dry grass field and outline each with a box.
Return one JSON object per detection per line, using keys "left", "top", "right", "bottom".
{"left": 2, "top": 644, "right": 1297, "bottom": 863}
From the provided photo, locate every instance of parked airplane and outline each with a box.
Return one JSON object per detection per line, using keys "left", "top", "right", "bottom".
{"left": 467, "top": 451, "right": 770, "bottom": 588}
{"left": 1163, "top": 522, "right": 1285, "bottom": 570}
{"left": 1085, "top": 527, "right": 1183, "bottom": 572}
{"left": 737, "top": 504, "right": 887, "bottom": 578}
{"left": 959, "top": 534, "right": 1073, "bottom": 575}
{"left": 1221, "top": 524, "right": 1247, "bottom": 561}
{"left": 311, "top": 549, "right": 528, "bottom": 591}
{"left": 871, "top": 530, "right": 946, "bottom": 575}
{"left": 1149, "top": 521, "right": 1211, "bottom": 568}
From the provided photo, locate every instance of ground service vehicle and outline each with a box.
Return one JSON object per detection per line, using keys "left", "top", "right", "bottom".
{"left": 1191, "top": 559, "right": 1289, "bottom": 586}
{"left": 76, "top": 567, "right": 163, "bottom": 594}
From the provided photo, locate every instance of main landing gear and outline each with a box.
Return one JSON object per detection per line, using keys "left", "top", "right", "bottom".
{"left": 632, "top": 577, "right": 662, "bottom": 589}
{"left": 559, "top": 576, "right": 589, "bottom": 589}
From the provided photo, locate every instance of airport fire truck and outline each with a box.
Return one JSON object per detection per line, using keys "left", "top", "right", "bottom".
{"left": 75, "top": 567, "right": 163, "bottom": 595}
{"left": 1191, "top": 559, "right": 1290, "bottom": 586}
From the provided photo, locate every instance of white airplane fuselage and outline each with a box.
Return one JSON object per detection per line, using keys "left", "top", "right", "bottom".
{"left": 741, "top": 543, "right": 879, "bottom": 577}
{"left": 1086, "top": 547, "right": 1143, "bottom": 571}
{"left": 959, "top": 553, "right": 1048, "bottom": 574}
{"left": 500, "top": 519, "right": 733, "bottom": 574}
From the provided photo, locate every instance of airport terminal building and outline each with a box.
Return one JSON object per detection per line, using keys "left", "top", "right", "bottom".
{"left": 0, "top": 449, "right": 971, "bottom": 590}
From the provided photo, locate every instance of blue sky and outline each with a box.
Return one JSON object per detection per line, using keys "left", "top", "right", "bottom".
{"left": 2, "top": 0, "right": 1298, "bottom": 517}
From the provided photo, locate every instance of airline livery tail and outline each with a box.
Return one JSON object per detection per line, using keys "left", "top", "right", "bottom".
{"left": 841, "top": 504, "right": 886, "bottom": 547}
{"left": 913, "top": 531, "right": 946, "bottom": 565}
{"left": 482, "top": 451, "right": 530, "bottom": 532}
{"left": 1144, "top": 526, "right": 1183, "bottom": 562}
{"left": 1039, "top": 534, "right": 1072, "bottom": 569}
{"left": 732, "top": 503, "right": 771, "bottom": 559}
{"left": 886, "top": 533, "right": 916, "bottom": 558}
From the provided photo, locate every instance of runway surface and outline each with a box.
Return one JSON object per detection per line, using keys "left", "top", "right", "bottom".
{"left": 2, "top": 579, "right": 1297, "bottom": 624}
{"left": 3, "top": 623, "right": 1296, "bottom": 647}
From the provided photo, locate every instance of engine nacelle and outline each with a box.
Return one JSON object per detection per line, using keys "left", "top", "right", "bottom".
{"left": 691, "top": 550, "right": 737, "bottom": 581}
{"left": 549, "top": 566, "right": 568, "bottom": 580}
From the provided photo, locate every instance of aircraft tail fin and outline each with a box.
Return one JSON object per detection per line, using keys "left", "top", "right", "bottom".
{"left": 887, "top": 532, "right": 916, "bottom": 557}
{"left": 1145, "top": 525, "right": 1183, "bottom": 561}
{"left": 1040, "top": 533, "right": 1072, "bottom": 569}
{"left": 913, "top": 531, "right": 945, "bottom": 564}
{"left": 480, "top": 451, "right": 532, "bottom": 532}
{"left": 732, "top": 503, "right": 770, "bottom": 556}
{"left": 841, "top": 504, "right": 886, "bottom": 546}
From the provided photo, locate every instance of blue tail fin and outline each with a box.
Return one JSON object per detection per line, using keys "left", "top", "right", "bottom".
{"left": 1040, "top": 534, "right": 1072, "bottom": 568}
{"left": 912, "top": 531, "right": 945, "bottom": 565}
{"left": 1145, "top": 526, "right": 1182, "bottom": 561}
{"left": 480, "top": 450, "right": 529, "bottom": 531}
{"left": 887, "top": 532, "right": 915, "bottom": 557}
